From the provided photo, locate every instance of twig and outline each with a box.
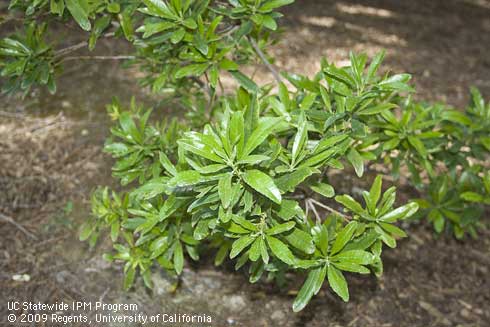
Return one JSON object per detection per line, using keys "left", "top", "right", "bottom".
{"left": 307, "top": 199, "right": 321, "bottom": 224}
{"left": 307, "top": 198, "right": 351, "bottom": 221}
{"left": 247, "top": 37, "right": 283, "bottom": 84}
{"left": 53, "top": 32, "right": 115, "bottom": 58}
{"left": 54, "top": 41, "right": 88, "bottom": 57}
{"left": 0, "top": 111, "right": 28, "bottom": 120}
{"left": 0, "top": 212, "right": 37, "bottom": 240}
{"left": 58, "top": 55, "right": 135, "bottom": 63}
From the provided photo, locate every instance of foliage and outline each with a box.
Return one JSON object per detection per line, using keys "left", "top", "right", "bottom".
{"left": 2, "top": 0, "right": 489, "bottom": 311}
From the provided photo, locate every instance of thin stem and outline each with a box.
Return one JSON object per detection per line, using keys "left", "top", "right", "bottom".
{"left": 54, "top": 42, "right": 87, "bottom": 57}
{"left": 54, "top": 32, "right": 115, "bottom": 58}
{"left": 307, "top": 198, "right": 352, "bottom": 221}
{"left": 247, "top": 37, "right": 283, "bottom": 84}
{"left": 58, "top": 55, "right": 135, "bottom": 63}
{"left": 307, "top": 199, "right": 321, "bottom": 224}
{"left": 0, "top": 212, "right": 37, "bottom": 240}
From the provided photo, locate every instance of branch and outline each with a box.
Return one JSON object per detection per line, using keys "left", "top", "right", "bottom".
{"left": 0, "top": 212, "right": 37, "bottom": 240}
{"left": 53, "top": 32, "right": 115, "bottom": 58}
{"left": 54, "top": 42, "right": 88, "bottom": 57}
{"left": 58, "top": 55, "right": 135, "bottom": 63}
{"left": 247, "top": 37, "right": 283, "bottom": 84}
{"left": 307, "top": 198, "right": 352, "bottom": 221}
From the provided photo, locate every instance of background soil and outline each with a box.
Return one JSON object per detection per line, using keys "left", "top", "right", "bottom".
{"left": 1, "top": 1, "right": 490, "bottom": 326}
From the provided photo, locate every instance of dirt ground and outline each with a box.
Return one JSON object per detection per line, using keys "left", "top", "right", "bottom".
{"left": 1, "top": 1, "right": 490, "bottom": 326}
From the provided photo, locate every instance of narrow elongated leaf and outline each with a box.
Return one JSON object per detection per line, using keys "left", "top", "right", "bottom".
{"left": 275, "top": 167, "right": 319, "bottom": 193}
{"left": 231, "top": 71, "right": 259, "bottom": 93}
{"left": 367, "top": 175, "right": 382, "bottom": 214}
{"left": 249, "top": 237, "right": 262, "bottom": 261}
{"left": 335, "top": 195, "right": 364, "bottom": 215}
{"left": 175, "top": 63, "right": 209, "bottom": 78}
{"left": 266, "top": 221, "right": 295, "bottom": 235}
{"left": 66, "top": 0, "right": 91, "bottom": 31}
{"left": 259, "top": 237, "right": 269, "bottom": 264}
{"left": 242, "top": 117, "right": 282, "bottom": 157}
{"left": 230, "top": 235, "right": 256, "bottom": 259}
{"left": 311, "top": 182, "right": 335, "bottom": 198}
{"left": 332, "top": 250, "right": 373, "bottom": 265}
{"left": 292, "top": 111, "right": 308, "bottom": 165}
{"left": 347, "top": 148, "right": 364, "bottom": 177}
{"left": 292, "top": 265, "right": 326, "bottom": 312}
{"left": 327, "top": 265, "right": 349, "bottom": 301}
{"left": 242, "top": 169, "right": 282, "bottom": 204}
{"left": 173, "top": 241, "right": 184, "bottom": 274}
{"left": 285, "top": 228, "right": 315, "bottom": 254}
{"left": 378, "top": 202, "right": 419, "bottom": 222}
{"left": 266, "top": 235, "right": 296, "bottom": 264}
{"left": 330, "top": 221, "right": 358, "bottom": 255}
{"left": 218, "top": 173, "right": 233, "bottom": 208}
{"left": 167, "top": 170, "right": 202, "bottom": 188}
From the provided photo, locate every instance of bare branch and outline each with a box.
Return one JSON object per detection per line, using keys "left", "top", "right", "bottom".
{"left": 247, "top": 37, "right": 283, "bottom": 84}
{"left": 0, "top": 212, "right": 37, "bottom": 240}
{"left": 58, "top": 55, "right": 136, "bottom": 63}
{"left": 307, "top": 198, "right": 352, "bottom": 221}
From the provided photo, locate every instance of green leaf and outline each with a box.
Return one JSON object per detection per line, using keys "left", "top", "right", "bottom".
{"left": 276, "top": 199, "right": 302, "bottom": 220}
{"left": 330, "top": 221, "right": 358, "bottom": 255}
{"left": 327, "top": 265, "right": 349, "bottom": 301}
{"left": 259, "top": 237, "right": 269, "bottom": 264}
{"left": 347, "top": 148, "right": 364, "bottom": 177}
{"left": 378, "top": 202, "right": 419, "bottom": 222}
{"left": 460, "top": 192, "right": 484, "bottom": 203}
{"left": 219, "top": 58, "right": 239, "bottom": 71}
{"left": 407, "top": 136, "right": 427, "bottom": 158}
{"left": 242, "top": 169, "right": 282, "bottom": 204}
{"left": 107, "top": 2, "right": 120, "bottom": 13}
{"left": 335, "top": 195, "right": 364, "bottom": 215}
{"left": 311, "top": 182, "right": 335, "bottom": 198}
{"left": 275, "top": 167, "right": 319, "bottom": 193}
{"left": 249, "top": 237, "right": 262, "bottom": 261}
{"left": 266, "top": 221, "right": 295, "bottom": 235}
{"left": 175, "top": 63, "right": 209, "bottom": 78}
{"left": 231, "top": 214, "right": 258, "bottom": 231}
{"left": 292, "top": 265, "right": 326, "bottom": 312}
{"left": 379, "top": 222, "right": 407, "bottom": 238}
{"left": 358, "top": 103, "right": 396, "bottom": 116}
{"left": 230, "top": 235, "right": 256, "bottom": 259}
{"left": 243, "top": 117, "right": 282, "bottom": 157}
{"left": 333, "top": 262, "right": 369, "bottom": 274}
{"left": 231, "top": 71, "right": 259, "bottom": 93}
{"left": 173, "top": 241, "right": 184, "bottom": 274}
{"left": 123, "top": 266, "right": 136, "bottom": 290}
{"left": 66, "top": 0, "right": 91, "bottom": 31}
{"left": 167, "top": 170, "right": 202, "bottom": 189}
{"left": 219, "top": 173, "right": 233, "bottom": 208}
{"left": 260, "top": 0, "right": 294, "bottom": 12}
{"left": 79, "top": 222, "right": 94, "bottom": 241}
{"left": 285, "top": 228, "right": 315, "bottom": 254}
{"left": 332, "top": 250, "right": 373, "bottom": 265}
{"left": 366, "top": 50, "right": 385, "bottom": 83}
{"left": 311, "top": 224, "right": 329, "bottom": 255}
{"left": 178, "top": 132, "right": 225, "bottom": 163}
{"left": 292, "top": 111, "right": 308, "bottom": 165}
{"left": 159, "top": 152, "right": 177, "bottom": 176}
{"left": 171, "top": 27, "right": 185, "bottom": 43}
{"left": 367, "top": 175, "right": 383, "bottom": 214}
{"left": 262, "top": 15, "right": 277, "bottom": 30}
{"left": 266, "top": 235, "right": 296, "bottom": 264}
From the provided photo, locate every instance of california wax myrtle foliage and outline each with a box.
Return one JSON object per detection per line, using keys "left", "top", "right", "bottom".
{"left": 3, "top": 0, "right": 490, "bottom": 312}
{"left": 2, "top": 0, "right": 292, "bottom": 95}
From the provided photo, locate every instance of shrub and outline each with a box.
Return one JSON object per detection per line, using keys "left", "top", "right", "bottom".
{"left": 2, "top": 0, "right": 489, "bottom": 311}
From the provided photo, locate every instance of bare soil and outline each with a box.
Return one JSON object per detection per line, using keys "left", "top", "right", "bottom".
{"left": 1, "top": 1, "right": 490, "bottom": 326}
